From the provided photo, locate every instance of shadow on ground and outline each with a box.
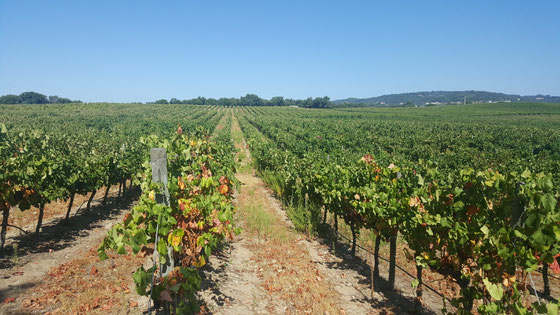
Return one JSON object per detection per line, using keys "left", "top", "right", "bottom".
{"left": 311, "top": 221, "right": 439, "bottom": 315}
{"left": 197, "top": 241, "right": 235, "bottom": 314}
{"left": 0, "top": 190, "right": 140, "bottom": 270}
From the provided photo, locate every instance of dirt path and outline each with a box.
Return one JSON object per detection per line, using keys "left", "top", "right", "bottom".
{"left": 199, "top": 113, "right": 374, "bottom": 314}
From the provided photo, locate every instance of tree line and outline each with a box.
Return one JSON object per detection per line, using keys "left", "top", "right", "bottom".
{"left": 0, "top": 91, "right": 82, "bottom": 104}
{"left": 1, "top": 92, "right": 332, "bottom": 108}
{"left": 151, "top": 94, "right": 332, "bottom": 108}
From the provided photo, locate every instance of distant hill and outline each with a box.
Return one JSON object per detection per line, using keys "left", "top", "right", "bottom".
{"left": 333, "top": 91, "right": 560, "bottom": 107}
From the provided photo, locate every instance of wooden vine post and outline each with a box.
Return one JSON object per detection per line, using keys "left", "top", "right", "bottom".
{"left": 148, "top": 148, "right": 174, "bottom": 313}
{"left": 542, "top": 264, "right": 550, "bottom": 296}
{"left": 388, "top": 232, "right": 397, "bottom": 290}
{"left": 0, "top": 203, "right": 9, "bottom": 250}
{"left": 373, "top": 234, "right": 381, "bottom": 278}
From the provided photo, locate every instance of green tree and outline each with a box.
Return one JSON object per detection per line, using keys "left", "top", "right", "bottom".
{"left": 169, "top": 98, "right": 181, "bottom": 104}
{"left": 312, "top": 96, "right": 330, "bottom": 108}
{"left": 191, "top": 97, "right": 207, "bottom": 105}
{"left": 269, "top": 96, "right": 285, "bottom": 106}
{"left": 240, "top": 94, "right": 264, "bottom": 106}
{"left": 48, "top": 95, "right": 73, "bottom": 104}
{"left": 19, "top": 91, "right": 48, "bottom": 104}
{"left": 0, "top": 94, "right": 22, "bottom": 104}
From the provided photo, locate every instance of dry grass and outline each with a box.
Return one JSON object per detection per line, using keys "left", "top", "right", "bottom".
{"left": 236, "top": 182, "right": 290, "bottom": 242}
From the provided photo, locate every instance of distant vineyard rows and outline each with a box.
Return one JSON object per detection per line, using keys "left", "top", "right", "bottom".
{"left": 237, "top": 105, "right": 560, "bottom": 314}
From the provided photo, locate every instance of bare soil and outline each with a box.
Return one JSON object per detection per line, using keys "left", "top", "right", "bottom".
{"left": 0, "top": 190, "right": 143, "bottom": 314}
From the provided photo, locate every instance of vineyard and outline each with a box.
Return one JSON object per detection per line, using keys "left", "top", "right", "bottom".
{"left": 236, "top": 103, "right": 560, "bottom": 314}
{"left": 0, "top": 102, "right": 559, "bottom": 314}
{"left": 0, "top": 104, "right": 226, "bottom": 250}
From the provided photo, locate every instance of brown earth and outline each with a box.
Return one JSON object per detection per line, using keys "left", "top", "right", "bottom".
{"left": 0, "top": 189, "right": 144, "bottom": 314}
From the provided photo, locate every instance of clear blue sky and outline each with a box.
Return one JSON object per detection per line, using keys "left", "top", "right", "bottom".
{"left": 1, "top": 1, "right": 559, "bottom": 102}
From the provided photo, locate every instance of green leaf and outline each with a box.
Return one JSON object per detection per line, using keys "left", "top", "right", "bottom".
{"left": 169, "top": 283, "right": 182, "bottom": 292}
{"left": 481, "top": 225, "right": 489, "bottom": 235}
{"left": 98, "top": 249, "right": 109, "bottom": 261}
{"left": 133, "top": 267, "right": 149, "bottom": 296}
{"left": 483, "top": 278, "right": 504, "bottom": 300}
{"left": 553, "top": 226, "right": 560, "bottom": 241}
{"left": 219, "top": 211, "right": 228, "bottom": 223}
{"left": 132, "top": 268, "right": 143, "bottom": 284}
{"left": 168, "top": 216, "right": 177, "bottom": 225}
{"left": 134, "top": 230, "right": 147, "bottom": 246}
{"left": 541, "top": 194, "right": 556, "bottom": 211}
{"left": 542, "top": 175, "right": 554, "bottom": 191}
{"left": 482, "top": 302, "right": 499, "bottom": 313}
{"left": 117, "top": 245, "right": 126, "bottom": 255}
{"left": 521, "top": 169, "right": 531, "bottom": 178}
{"left": 513, "top": 301, "right": 527, "bottom": 315}
{"left": 514, "top": 229, "right": 527, "bottom": 240}
{"left": 498, "top": 247, "right": 509, "bottom": 258}
{"left": 157, "top": 238, "right": 168, "bottom": 256}
{"left": 417, "top": 174, "right": 424, "bottom": 186}
{"left": 532, "top": 229, "right": 546, "bottom": 245}
{"left": 525, "top": 214, "right": 537, "bottom": 227}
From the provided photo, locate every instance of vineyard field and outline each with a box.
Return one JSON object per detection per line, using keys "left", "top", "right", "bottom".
{"left": 236, "top": 103, "right": 560, "bottom": 314}
{"left": 0, "top": 102, "right": 559, "bottom": 314}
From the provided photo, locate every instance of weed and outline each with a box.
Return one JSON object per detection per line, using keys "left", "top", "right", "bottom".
{"left": 10, "top": 243, "right": 19, "bottom": 264}
{"left": 242, "top": 202, "right": 273, "bottom": 239}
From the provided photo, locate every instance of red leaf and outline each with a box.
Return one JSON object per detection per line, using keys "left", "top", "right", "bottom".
{"left": 551, "top": 254, "right": 560, "bottom": 274}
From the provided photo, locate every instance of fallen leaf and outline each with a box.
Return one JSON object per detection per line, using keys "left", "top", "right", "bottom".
{"left": 160, "top": 290, "right": 173, "bottom": 302}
